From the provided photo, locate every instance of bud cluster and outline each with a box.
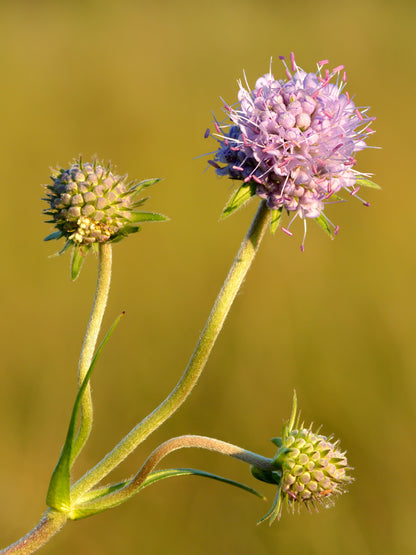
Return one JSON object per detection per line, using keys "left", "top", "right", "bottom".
{"left": 251, "top": 394, "right": 353, "bottom": 523}
{"left": 44, "top": 159, "right": 147, "bottom": 246}
{"left": 276, "top": 426, "right": 352, "bottom": 512}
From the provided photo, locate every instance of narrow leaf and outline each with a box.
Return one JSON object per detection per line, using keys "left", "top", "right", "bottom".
{"left": 355, "top": 176, "right": 381, "bottom": 189}
{"left": 129, "top": 212, "right": 169, "bottom": 223}
{"left": 46, "top": 313, "right": 124, "bottom": 512}
{"left": 140, "top": 468, "right": 265, "bottom": 499}
{"left": 314, "top": 214, "right": 333, "bottom": 239}
{"left": 270, "top": 208, "right": 283, "bottom": 234}
{"left": 70, "top": 468, "right": 265, "bottom": 520}
{"left": 221, "top": 182, "right": 257, "bottom": 219}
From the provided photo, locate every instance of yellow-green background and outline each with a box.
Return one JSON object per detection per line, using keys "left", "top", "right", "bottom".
{"left": 0, "top": 1, "right": 414, "bottom": 553}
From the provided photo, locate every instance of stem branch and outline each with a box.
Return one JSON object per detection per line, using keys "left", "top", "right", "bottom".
{"left": 72, "top": 200, "right": 270, "bottom": 499}
{"left": 77, "top": 435, "right": 274, "bottom": 511}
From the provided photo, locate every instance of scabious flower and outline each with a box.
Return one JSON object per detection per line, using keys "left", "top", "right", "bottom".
{"left": 251, "top": 394, "right": 353, "bottom": 523}
{"left": 208, "top": 53, "right": 377, "bottom": 247}
{"left": 43, "top": 158, "right": 166, "bottom": 278}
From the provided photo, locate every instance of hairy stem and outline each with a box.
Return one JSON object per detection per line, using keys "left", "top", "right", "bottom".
{"left": 0, "top": 510, "right": 67, "bottom": 555}
{"left": 76, "top": 435, "right": 274, "bottom": 511}
{"left": 1, "top": 244, "right": 113, "bottom": 553}
{"left": 72, "top": 200, "right": 271, "bottom": 500}
{"left": 71, "top": 243, "right": 112, "bottom": 463}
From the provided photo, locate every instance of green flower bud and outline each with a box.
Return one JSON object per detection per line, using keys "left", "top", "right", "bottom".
{"left": 43, "top": 158, "right": 168, "bottom": 279}
{"left": 252, "top": 393, "right": 353, "bottom": 524}
{"left": 273, "top": 426, "right": 352, "bottom": 510}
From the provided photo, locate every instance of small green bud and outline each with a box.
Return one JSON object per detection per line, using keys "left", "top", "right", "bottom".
{"left": 273, "top": 426, "right": 352, "bottom": 510}
{"left": 253, "top": 393, "right": 353, "bottom": 524}
{"left": 43, "top": 158, "right": 168, "bottom": 278}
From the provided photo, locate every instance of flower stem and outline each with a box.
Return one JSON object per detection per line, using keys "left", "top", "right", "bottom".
{"left": 71, "top": 243, "right": 112, "bottom": 464}
{"left": 71, "top": 200, "right": 271, "bottom": 500}
{"left": 1, "top": 244, "right": 113, "bottom": 553}
{"left": 75, "top": 435, "right": 274, "bottom": 512}
{"left": 0, "top": 510, "right": 67, "bottom": 555}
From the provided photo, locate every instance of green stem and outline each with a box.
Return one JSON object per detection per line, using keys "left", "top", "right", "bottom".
{"left": 0, "top": 510, "right": 67, "bottom": 555}
{"left": 71, "top": 243, "right": 112, "bottom": 464}
{"left": 75, "top": 435, "right": 274, "bottom": 512}
{"left": 1, "top": 244, "right": 113, "bottom": 553}
{"left": 72, "top": 200, "right": 271, "bottom": 500}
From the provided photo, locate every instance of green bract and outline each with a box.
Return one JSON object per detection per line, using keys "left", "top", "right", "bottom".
{"left": 43, "top": 158, "right": 167, "bottom": 278}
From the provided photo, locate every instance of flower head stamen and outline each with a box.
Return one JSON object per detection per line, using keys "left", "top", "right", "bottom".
{"left": 207, "top": 53, "right": 378, "bottom": 243}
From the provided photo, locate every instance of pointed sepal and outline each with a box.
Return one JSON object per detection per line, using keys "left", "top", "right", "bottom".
{"left": 221, "top": 182, "right": 257, "bottom": 219}
{"left": 314, "top": 214, "right": 334, "bottom": 239}
{"left": 257, "top": 488, "right": 283, "bottom": 526}
{"left": 355, "top": 176, "right": 381, "bottom": 189}
{"left": 250, "top": 466, "right": 282, "bottom": 486}
{"left": 44, "top": 230, "right": 64, "bottom": 242}
{"left": 130, "top": 178, "right": 162, "bottom": 196}
{"left": 270, "top": 208, "right": 283, "bottom": 234}
{"left": 71, "top": 245, "right": 89, "bottom": 281}
{"left": 129, "top": 212, "right": 169, "bottom": 224}
{"left": 49, "top": 240, "right": 72, "bottom": 259}
{"left": 134, "top": 177, "right": 162, "bottom": 189}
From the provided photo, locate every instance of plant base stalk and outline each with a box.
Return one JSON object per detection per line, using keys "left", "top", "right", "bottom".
{"left": 0, "top": 511, "right": 67, "bottom": 555}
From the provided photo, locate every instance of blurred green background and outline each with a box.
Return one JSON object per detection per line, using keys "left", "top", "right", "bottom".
{"left": 0, "top": 0, "right": 415, "bottom": 553}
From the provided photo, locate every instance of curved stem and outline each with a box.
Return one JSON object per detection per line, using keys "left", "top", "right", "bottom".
{"left": 1, "top": 244, "right": 113, "bottom": 554}
{"left": 0, "top": 510, "right": 67, "bottom": 555}
{"left": 72, "top": 200, "right": 271, "bottom": 500}
{"left": 76, "top": 435, "right": 274, "bottom": 512}
{"left": 71, "top": 243, "right": 112, "bottom": 464}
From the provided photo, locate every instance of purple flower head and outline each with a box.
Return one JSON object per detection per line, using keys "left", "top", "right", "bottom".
{"left": 208, "top": 54, "right": 377, "bottom": 247}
